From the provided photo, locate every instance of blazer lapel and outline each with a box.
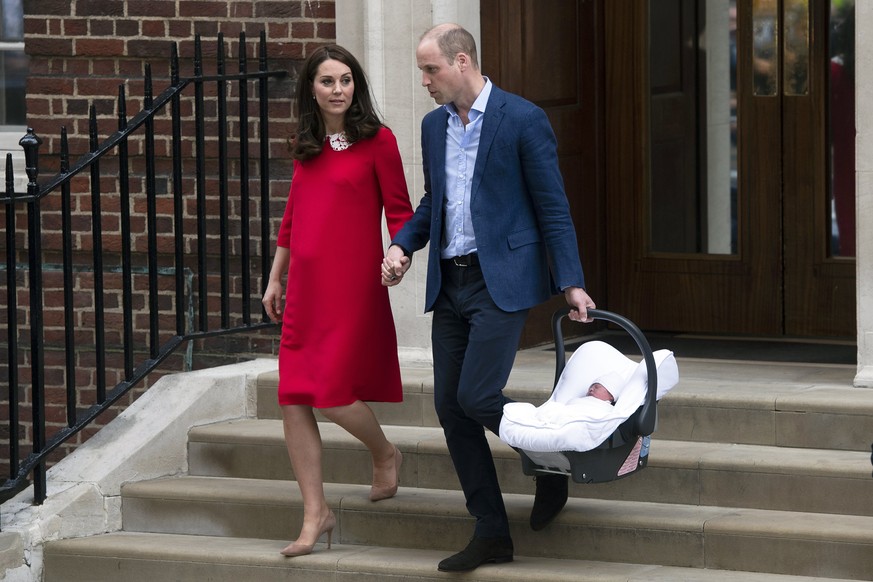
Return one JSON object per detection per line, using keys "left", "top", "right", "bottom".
{"left": 471, "top": 88, "right": 506, "bottom": 201}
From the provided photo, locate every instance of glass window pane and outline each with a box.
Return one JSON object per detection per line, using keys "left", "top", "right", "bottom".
{"left": 0, "top": 0, "right": 23, "bottom": 41}
{"left": 753, "top": 0, "right": 779, "bottom": 96}
{"left": 648, "top": 0, "right": 737, "bottom": 255}
{"left": 783, "top": 0, "right": 810, "bottom": 96}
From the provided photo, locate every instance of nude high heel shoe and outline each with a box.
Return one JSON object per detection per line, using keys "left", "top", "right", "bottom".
{"left": 280, "top": 511, "right": 336, "bottom": 557}
{"left": 370, "top": 445, "right": 402, "bottom": 502}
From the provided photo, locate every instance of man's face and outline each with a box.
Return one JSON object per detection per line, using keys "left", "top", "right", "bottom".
{"left": 416, "top": 38, "right": 462, "bottom": 105}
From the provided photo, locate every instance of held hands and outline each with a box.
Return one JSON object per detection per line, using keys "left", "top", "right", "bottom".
{"left": 564, "top": 286, "right": 595, "bottom": 323}
{"left": 381, "top": 244, "right": 411, "bottom": 286}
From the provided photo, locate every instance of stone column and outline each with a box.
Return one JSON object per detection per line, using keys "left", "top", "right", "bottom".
{"left": 855, "top": 2, "right": 873, "bottom": 386}
{"left": 335, "top": 0, "right": 481, "bottom": 364}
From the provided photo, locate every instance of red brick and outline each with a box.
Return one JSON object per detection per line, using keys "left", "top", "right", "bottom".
{"left": 128, "top": 0, "right": 177, "bottom": 18}
{"left": 91, "top": 59, "right": 118, "bottom": 75}
{"left": 63, "top": 18, "right": 88, "bottom": 36}
{"left": 118, "top": 59, "right": 145, "bottom": 77}
{"left": 26, "top": 99, "right": 50, "bottom": 116}
{"left": 116, "top": 20, "right": 140, "bottom": 37}
{"left": 76, "top": 78, "right": 124, "bottom": 97}
{"left": 230, "top": 2, "right": 253, "bottom": 18}
{"left": 77, "top": 0, "right": 125, "bottom": 17}
{"left": 168, "top": 20, "right": 191, "bottom": 38}
{"left": 89, "top": 19, "right": 114, "bottom": 36}
{"left": 256, "top": 1, "right": 301, "bottom": 19}
{"left": 24, "top": 19, "right": 48, "bottom": 35}
{"left": 316, "top": 22, "right": 335, "bottom": 40}
{"left": 127, "top": 39, "right": 175, "bottom": 59}
{"left": 26, "top": 37, "right": 74, "bottom": 57}
{"left": 304, "top": 0, "right": 334, "bottom": 18}
{"left": 66, "top": 98, "right": 90, "bottom": 117}
{"left": 66, "top": 60, "right": 91, "bottom": 75}
{"left": 142, "top": 20, "right": 166, "bottom": 38}
{"left": 290, "top": 22, "right": 312, "bottom": 39}
{"left": 27, "top": 77, "right": 75, "bottom": 95}
{"left": 269, "top": 41, "right": 306, "bottom": 60}
{"left": 179, "top": 1, "right": 228, "bottom": 18}
{"left": 193, "top": 21, "right": 220, "bottom": 39}
{"left": 25, "top": 0, "right": 73, "bottom": 16}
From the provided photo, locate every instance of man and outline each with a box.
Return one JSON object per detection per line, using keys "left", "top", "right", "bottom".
{"left": 382, "top": 23, "right": 595, "bottom": 572}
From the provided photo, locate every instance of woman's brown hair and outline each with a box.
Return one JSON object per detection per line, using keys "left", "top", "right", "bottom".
{"left": 291, "top": 44, "right": 383, "bottom": 160}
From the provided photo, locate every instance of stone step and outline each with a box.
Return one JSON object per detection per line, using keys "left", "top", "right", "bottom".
{"left": 44, "top": 531, "right": 856, "bottom": 582}
{"left": 256, "top": 357, "right": 872, "bottom": 452}
{"left": 117, "top": 477, "right": 873, "bottom": 580}
{"left": 188, "top": 420, "right": 873, "bottom": 516}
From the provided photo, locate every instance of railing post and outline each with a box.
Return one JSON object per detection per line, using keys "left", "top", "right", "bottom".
{"left": 259, "top": 31, "right": 271, "bottom": 323}
{"left": 5, "top": 154, "right": 20, "bottom": 491}
{"left": 20, "top": 128, "right": 41, "bottom": 197}
{"left": 19, "top": 128, "right": 47, "bottom": 504}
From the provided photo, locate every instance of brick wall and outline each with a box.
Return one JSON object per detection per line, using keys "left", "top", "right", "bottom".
{"left": 0, "top": 1, "right": 336, "bottom": 476}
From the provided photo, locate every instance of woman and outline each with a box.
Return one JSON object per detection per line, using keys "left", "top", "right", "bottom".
{"left": 262, "top": 44, "right": 413, "bottom": 557}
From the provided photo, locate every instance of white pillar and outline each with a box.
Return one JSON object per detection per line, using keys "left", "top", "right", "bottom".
{"left": 854, "top": 2, "right": 873, "bottom": 386}
{"left": 335, "top": 0, "right": 481, "bottom": 364}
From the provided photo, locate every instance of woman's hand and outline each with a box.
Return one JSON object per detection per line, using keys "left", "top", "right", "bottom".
{"left": 262, "top": 279, "right": 285, "bottom": 323}
{"left": 381, "top": 245, "right": 411, "bottom": 286}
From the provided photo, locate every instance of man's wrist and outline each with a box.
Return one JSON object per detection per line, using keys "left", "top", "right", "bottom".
{"left": 392, "top": 243, "right": 411, "bottom": 257}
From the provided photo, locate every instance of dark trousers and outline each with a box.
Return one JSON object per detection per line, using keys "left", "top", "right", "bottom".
{"left": 432, "top": 260, "right": 529, "bottom": 538}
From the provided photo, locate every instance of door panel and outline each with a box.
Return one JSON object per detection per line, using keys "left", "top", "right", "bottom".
{"left": 782, "top": 0, "right": 855, "bottom": 336}
{"left": 606, "top": 0, "right": 782, "bottom": 335}
{"left": 606, "top": 0, "right": 854, "bottom": 338}
{"left": 649, "top": 0, "right": 704, "bottom": 253}
{"left": 481, "top": 0, "right": 605, "bottom": 347}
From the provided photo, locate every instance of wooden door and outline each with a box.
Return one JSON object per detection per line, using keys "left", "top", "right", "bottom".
{"left": 605, "top": 0, "right": 855, "bottom": 338}
{"left": 782, "top": 0, "right": 855, "bottom": 336}
{"left": 481, "top": 0, "right": 606, "bottom": 347}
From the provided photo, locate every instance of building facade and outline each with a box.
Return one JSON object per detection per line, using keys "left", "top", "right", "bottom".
{"left": 6, "top": 0, "right": 873, "bottom": 402}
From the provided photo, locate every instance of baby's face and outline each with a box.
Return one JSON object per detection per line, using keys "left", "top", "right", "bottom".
{"left": 587, "top": 382, "right": 614, "bottom": 403}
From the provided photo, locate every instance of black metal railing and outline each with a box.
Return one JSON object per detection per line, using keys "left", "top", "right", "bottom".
{"left": 0, "top": 31, "right": 286, "bottom": 508}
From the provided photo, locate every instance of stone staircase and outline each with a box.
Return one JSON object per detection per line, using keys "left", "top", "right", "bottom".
{"left": 42, "top": 349, "right": 873, "bottom": 581}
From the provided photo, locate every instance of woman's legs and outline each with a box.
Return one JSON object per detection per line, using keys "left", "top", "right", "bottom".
{"left": 320, "top": 401, "right": 401, "bottom": 498}
{"left": 280, "top": 405, "right": 334, "bottom": 551}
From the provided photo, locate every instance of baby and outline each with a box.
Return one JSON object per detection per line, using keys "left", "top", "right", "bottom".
{"left": 570, "top": 371, "right": 625, "bottom": 406}
{"left": 586, "top": 381, "right": 615, "bottom": 404}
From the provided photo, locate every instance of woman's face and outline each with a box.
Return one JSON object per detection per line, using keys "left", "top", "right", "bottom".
{"left": 312, "top": 58, "right": 354, "bottom": 128}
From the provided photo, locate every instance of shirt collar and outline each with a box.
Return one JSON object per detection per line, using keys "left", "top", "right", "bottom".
{"left": 444, "top": 77, "right": 492, "bottom": 120}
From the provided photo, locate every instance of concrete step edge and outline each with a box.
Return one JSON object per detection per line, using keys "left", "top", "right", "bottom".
{"left": 121, "top": 476, "right": 873, "bottom": 542}
{"left": 188, "top": 419, "right": 872, "bottom": 479}
{"left": 45, "top": 531, "right": 858, "bottom": 582}
{"left": 257, "top": 367, "right": 873, "bottom": 417}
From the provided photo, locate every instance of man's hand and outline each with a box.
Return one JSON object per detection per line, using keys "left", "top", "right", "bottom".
{"left": 563, "top": 286, "right": 595, "bottom": 322}
{"left": 382, "top": 244, "right": 411, "bottom": 286}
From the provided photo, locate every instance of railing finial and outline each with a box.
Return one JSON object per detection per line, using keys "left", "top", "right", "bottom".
{"left": 19, "top": 128, "right": 43, "bottom": 196}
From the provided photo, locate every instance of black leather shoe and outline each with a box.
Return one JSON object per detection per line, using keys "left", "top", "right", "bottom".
{"left": 437, "top": 536, "right": 514, "bottom": 572}
{"left": 530, "top": 473, "right": 568, "bottom": 531}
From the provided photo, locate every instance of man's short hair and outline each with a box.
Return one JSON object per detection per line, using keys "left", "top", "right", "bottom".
{"left": 430, "top": 25, "right": 479, "bottom": 69}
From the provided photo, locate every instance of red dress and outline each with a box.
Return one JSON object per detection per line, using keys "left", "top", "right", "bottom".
{"left": 275, "top": 127, "right": 413, "bottom": 407}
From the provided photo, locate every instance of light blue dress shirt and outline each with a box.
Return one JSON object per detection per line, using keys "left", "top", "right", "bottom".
{"left": 441, "top": 79, "right": 493, "bottom": 259}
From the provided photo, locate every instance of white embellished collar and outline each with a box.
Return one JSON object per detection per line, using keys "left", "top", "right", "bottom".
{"left": 326, "top": 132, "right": 351, "bottom": 151}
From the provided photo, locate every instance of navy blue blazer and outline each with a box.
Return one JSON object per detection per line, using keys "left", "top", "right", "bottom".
{"left": 393, "top": 85, "right": 586, "bottom": 313}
